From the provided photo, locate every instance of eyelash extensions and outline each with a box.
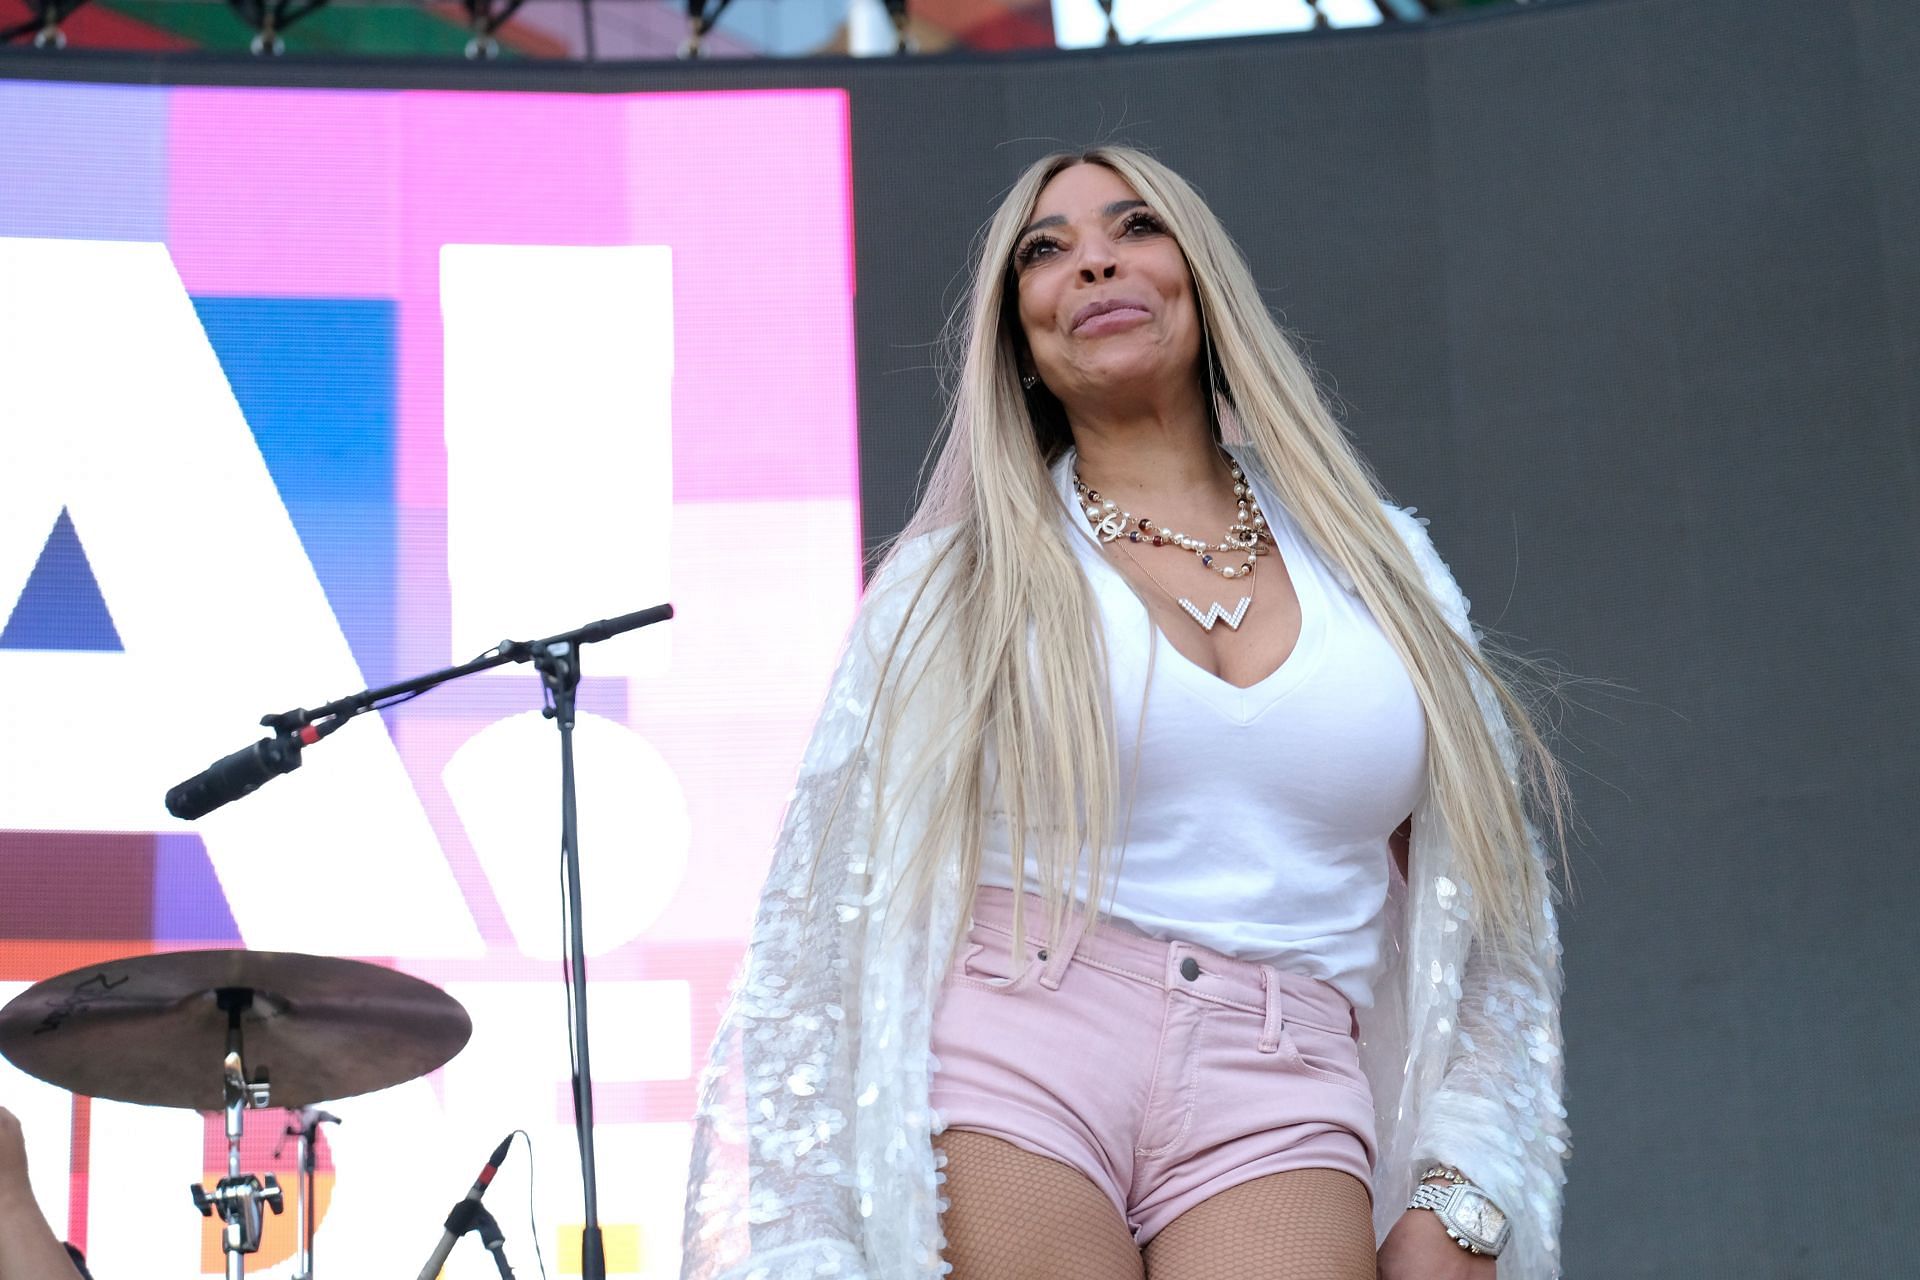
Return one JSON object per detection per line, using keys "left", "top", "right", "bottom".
{"left": 1015, "top": 209, "right": 1166, "bottom": 269}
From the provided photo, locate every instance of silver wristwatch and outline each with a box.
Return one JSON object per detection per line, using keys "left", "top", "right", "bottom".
{"left": 1407, "top": 1180, "right": 1511, "bottom": 1258}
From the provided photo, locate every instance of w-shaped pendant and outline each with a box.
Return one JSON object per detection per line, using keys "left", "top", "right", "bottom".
{"left": 1179, "top": 596, "right": 1252, "bottom": 632}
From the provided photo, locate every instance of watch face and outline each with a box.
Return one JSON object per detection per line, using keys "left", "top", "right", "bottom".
{"left": 1450, "top": 1189, "right": 1509, "bottom": 1248}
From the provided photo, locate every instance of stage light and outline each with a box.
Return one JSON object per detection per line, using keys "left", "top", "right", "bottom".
{"left": 460, "top": 0, "right": 530, "bottom": 59}
{"left": 881, "top": 0, "right": 913, "bottom": 53}
{"left": 0, "top": 0, "right": 88, "bottom": 48}
{"left": 225, "top": 0, "right": 334, "bottom": 56}
{"left": 681, "top": 0, "right": 735, "bottom": 57}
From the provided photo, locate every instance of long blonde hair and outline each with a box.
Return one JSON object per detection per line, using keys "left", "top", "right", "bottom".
{"left": 855, "top": 145, "right": 1567, "bottom": 958}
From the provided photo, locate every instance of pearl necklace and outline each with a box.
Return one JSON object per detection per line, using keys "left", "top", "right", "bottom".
{"left": 1071, "top": 459, "right": 1272, "bottom": 631}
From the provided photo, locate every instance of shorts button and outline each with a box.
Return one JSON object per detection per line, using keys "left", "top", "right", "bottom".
{"left": 1179, "top": 957, "right": 1200, "bottom": 981}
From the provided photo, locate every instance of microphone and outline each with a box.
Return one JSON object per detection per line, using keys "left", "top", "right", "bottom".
{"left": 165, "top": 734, "right": 305, "bottom": 820}
{"left": 415, "top": 1133, "right": 515, "bottom": 1280}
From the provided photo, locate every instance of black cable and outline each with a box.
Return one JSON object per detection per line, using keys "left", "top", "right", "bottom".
{"left": 549, "top": 668, "right": 582, "bottom": 1107}
{"left": 513, "top": 1129, "right": 551, "bottom": 1280}
{"left": 559, "top": 860, "right": 581, "bottom": 1099}
{"left": 555, "top": 803, "right": 582, "bottom": 1261}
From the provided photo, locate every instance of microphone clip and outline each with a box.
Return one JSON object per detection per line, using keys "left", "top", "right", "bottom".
{"left": 468, "top": 1206, "right": 516, "bottom": 1280}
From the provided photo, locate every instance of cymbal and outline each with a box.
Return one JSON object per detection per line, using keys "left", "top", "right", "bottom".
{"left": 0, "top": 950, "right": 471, "bottom": 1110}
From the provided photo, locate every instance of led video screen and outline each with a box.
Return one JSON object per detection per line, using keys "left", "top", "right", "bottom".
{"left": 0, "top": 78, "right": 861, "bottom": 1279}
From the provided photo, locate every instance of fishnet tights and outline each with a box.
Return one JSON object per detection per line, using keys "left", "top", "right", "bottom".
{"left": 937, "top": 1130, "right": 1377, "bottom": 1280}
{"left": 1144, "top": 1166, "right": 1377, "bottom": 1280}
{"left": 937, "top": 1130, "right": 1144, "bottom": 1280}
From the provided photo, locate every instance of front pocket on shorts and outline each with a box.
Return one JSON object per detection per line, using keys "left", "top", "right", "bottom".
{"left": 1279, "top": 1023, "right": 1373, "bottom": 1099}
{"left": 951, "top": 933, "right": 1047, "bottom": 993}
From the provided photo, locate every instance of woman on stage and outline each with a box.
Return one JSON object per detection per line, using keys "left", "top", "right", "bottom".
{"left": 682, "top": 146, "right": 1570, "bottom": 1280}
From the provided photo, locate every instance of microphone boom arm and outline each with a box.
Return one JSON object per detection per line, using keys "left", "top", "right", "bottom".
{"left": 163, "top": 604, "right": 673, "bottom": 821}
{"left": 171, "top": 607, "right": 672, "bottom": 1280}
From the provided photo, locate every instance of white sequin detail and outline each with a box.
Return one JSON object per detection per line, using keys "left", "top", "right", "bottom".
{"left": 680, "top": 495, "right": 1569, "bottom": 1280}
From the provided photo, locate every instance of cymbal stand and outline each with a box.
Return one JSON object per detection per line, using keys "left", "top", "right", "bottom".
{"left": 288, "top": 1107, "right": 339, "bottom": 1280}
{"left": 189, "top": 988, "right": 283, "bottom": 1280}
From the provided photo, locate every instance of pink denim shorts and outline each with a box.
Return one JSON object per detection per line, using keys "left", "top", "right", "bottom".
{"left": 929, "top": 886, "right": 1378, "bottom": 1245}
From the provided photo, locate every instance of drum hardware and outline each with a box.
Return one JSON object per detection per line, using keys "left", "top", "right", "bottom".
{"left": 0, "top": 950, "right": 473, "bottom": 1280}
{"left": 187, "top": 988, "right": 285, "bottom": 1280}
{"left": 278, "top": 1106, "right": 341, "bottom": 1280}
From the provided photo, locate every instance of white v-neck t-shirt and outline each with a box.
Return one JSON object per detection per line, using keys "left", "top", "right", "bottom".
{"left": 974, "top": 449, "right": 1428, "bottom": 1008}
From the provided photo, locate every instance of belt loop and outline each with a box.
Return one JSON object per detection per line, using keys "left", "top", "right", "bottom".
{"left": 1038, "top": 909, "right": 1088, "bottom": 990}
{"left": 1257, "top": 966, "right": 1283, "bottom": 1054}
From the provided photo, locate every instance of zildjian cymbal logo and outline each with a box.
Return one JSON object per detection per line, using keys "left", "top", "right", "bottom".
{"left": 34, "top": 971, "right": 129, "bottom": 1035}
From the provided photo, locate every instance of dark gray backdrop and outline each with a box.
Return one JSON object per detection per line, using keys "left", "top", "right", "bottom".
{"left": 6, "top": 0, "right": 1913, "bottom": 1272}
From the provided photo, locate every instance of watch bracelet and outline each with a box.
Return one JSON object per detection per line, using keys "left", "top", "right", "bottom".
{"left": 1405, "top": 1179, "right": 1500, "bottom": 1257}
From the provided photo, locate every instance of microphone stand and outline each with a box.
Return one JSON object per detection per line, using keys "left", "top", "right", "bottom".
{"left": 532, "top": 635, "right": 606, "bottom": 1280}
{"left": 183, "top": 603, "right": 671, "bottom": 1280}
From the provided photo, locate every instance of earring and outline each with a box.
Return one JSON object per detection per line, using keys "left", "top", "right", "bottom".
{"left": 1021, "top": 374, "right": 1039, "bottom": 391}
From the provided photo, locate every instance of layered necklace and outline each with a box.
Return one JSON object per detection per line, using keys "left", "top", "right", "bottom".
{"left": 1071, "top": 456, "right": 1273, "bottom": 632}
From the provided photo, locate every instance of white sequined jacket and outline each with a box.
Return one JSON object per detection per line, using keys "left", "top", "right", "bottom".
{"left": 681, "top": 453, "right": 1569, "bottom": 1280}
